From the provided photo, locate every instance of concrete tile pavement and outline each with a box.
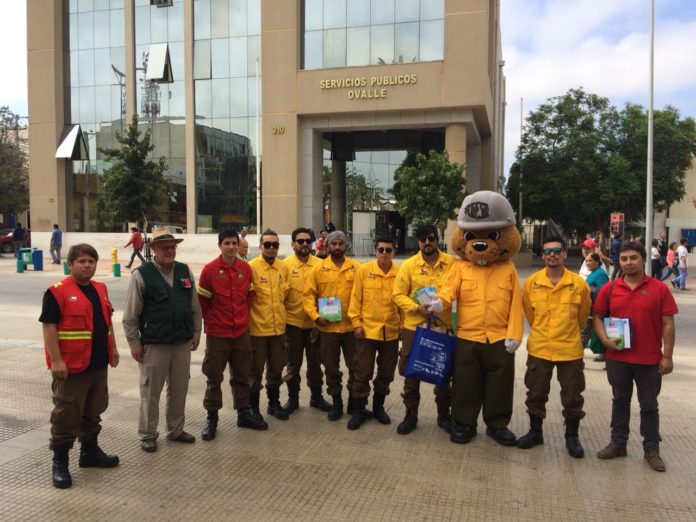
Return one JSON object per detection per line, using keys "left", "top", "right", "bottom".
{"left": 1, "top": 256, "right": 696, "bottom": 520}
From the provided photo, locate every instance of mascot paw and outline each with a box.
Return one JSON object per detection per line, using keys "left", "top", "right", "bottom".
{"left": 428, "top": 298, "right": 444, "bottom": 314}
{"left": 504, "top": 338, "right": 521, "bottom": 353}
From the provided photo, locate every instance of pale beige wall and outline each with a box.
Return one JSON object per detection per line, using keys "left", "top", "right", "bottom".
{"left": 27, "top": 0, "right": 66, "bottom": 233}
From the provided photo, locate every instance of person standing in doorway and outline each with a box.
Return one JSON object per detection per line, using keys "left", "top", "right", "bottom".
{"left": 49, "top": 224, "right": 63, "bottom": 265}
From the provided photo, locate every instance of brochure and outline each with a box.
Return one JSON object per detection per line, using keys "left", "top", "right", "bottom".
{"left": 318, "top": 297, "right": 342, "bottom": 322}
{"left": 603, "top": 317, "right": 631, "bottom": 349}
{"left": 413, "top": 286, "right": 437, "bottom": 305}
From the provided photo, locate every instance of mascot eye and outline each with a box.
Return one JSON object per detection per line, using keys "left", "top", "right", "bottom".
{"left": 464, "top": 231, "right": 476, "bottom": 241}
{"left": 488, "top": 231, "right": 500, "bottom": 241}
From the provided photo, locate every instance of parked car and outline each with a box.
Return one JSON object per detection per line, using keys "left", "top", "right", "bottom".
{"left": 1, "top": 228, "right": 31, "bottom": 254}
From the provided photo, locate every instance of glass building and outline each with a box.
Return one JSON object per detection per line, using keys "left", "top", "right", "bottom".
{"left": 28, "top": 0, "right": 506, "bottom": 240}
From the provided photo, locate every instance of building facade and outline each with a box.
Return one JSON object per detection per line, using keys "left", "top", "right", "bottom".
{"left": 27, "top": 0, "right": 505, "bottom": 236}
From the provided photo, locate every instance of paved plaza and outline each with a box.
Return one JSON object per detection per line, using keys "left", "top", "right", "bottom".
{"left": 1, "top": 256, "right": 695, "bottom": 521}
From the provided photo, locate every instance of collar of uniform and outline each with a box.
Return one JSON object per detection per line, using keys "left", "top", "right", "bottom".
{"left": 369, "top": 260, "right": 397, "bottom": 277}
{"left": 616, "top": 274, "right": 652, "bottom": 292}
{"left": 327, "top": 257, "right": 354, "bottom": 272}
{"left": 538, "top": 267, "right": 575, "bottom": 290}
{"left": 217, "top": 255, "right": 241, "bottom": 272}
{"left": 416, "top": 250, "right": 445, "bottom": 268}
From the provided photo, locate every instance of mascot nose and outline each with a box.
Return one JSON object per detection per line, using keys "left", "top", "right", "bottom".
{"left": 472, "top": 241, "right": 488, "bottom": 252}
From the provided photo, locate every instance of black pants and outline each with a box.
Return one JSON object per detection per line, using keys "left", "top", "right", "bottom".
{"left": 128, "top": 248, "right": 145, "bottom": 267}
{"left": 606, "top": 360, "right": 662, "bottom": 450}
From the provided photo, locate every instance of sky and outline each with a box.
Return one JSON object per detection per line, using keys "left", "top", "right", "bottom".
{"left": 1, "top": 0, "right": 695, "bottom": 178}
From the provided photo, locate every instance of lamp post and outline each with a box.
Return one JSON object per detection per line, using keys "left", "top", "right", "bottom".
{"left": 645, "top": 0, "right": 655, "bottom": 274}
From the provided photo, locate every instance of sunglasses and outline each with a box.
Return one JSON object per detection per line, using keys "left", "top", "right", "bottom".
{"left": 376, "top": 247, "right": 393, "bottom": 254}
{"left": 263, "top": 241, "right": 280, "bottom": 249}
{"left": 418, "top": 235, "right": 438, "bottom": 243}
{"left": 543, "top": 247, "right": 563, "bottom": 255}
{"left": 294, "top": 238, "right": 312, "bottom": 245}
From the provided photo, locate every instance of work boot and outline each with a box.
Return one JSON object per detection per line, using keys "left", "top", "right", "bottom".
{"left": 397, "top": 408, "right": 418, "bottom": 435}
{"left": 202, "top": 409, "right": 219, "bottom": 441}
{"left": 436, "top": 404, "right": 452, "bottom": 433}
{"left": 237, "top": 407, "right": 268, "bottom": 430}
{"left": 372, "top": 393, "right": 390, "bottom": 425}
{"left": 347, "top": 392, "right": 355, "bottom": 415}
{"left": 328, "top": 394, "right": 344, "bottom": 421}
{"left": 517, "top": 414, "right": 544, "bottom": 449}
{"left": 283, "top": 381, "right": 301, "bottom": 414}
{"left": 644, "top": 449, "right": 666, "bottom": 472}
{"left": 564, "top": 417, "right": 584, "bottom": 459}
{"left": 249, "top": 392, "right": 261, "bottom": 414}
{"left": 347, "top": 398, "right": 368, "bottom": 430}
{"left": 78, "top": 436, "right": 120, "bottom": 468}
{"left": 52, "top": 448, "right": 72, "bottom": 489}
{"left": 486, "top": 426, "right": 517, "bottom": 446}
{"left": 266, "top": 387, "right": 289, "bottom": 420}
{"left": 450, "top": 422, "right": 477, "bottom": 444}
{"left": 309, "top": 386, "right": 332, "bottom": 412}
{"left": 597, "top": 443, "right": 627, "bottom": 459}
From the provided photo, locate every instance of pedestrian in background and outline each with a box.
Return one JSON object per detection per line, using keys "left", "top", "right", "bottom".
{"left": 610, "top": 233, "right": 623, "bottom": 280}
{"left": 673, "top": 239, "right": 689, "bottom": 290}
{"left": 40, "top": 243, "right": 120, "bottom": 488}
{"left": 661, "top": 242, "right": 679, "bottom": 283}
{"left": 124, "top": 227, "right": 145, "bottom": 269}
{"left": 12, "top": 223, "right": 26, "bottom": 255}
{"left": 49, "top": 224, "right": 62, "bottom": 265}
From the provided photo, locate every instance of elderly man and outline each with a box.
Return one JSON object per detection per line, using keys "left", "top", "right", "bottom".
{"left": 123, "top": 228, "right": 202, "bottom": 453}
{"left": 304, "top": 230, "right": 361, "bottom": 420}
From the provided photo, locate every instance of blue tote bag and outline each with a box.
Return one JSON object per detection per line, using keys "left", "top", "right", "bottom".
{"left": 404, "top": 316, "right": 456, "bottom": 387}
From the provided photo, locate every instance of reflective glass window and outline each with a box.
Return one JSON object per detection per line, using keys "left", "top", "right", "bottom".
{"left": 94, "top": 48, "right": 112, "bottom": 85}
{"left": 194, "top": 0, "right": 211, "bottom": 39}
{"left": 110, "top": 0, "right": 124, "bottom": 8}
{"left": 346, "top": 0, "right": 370, "bottom": 27}
{"left": 168, "top": 2, "right": 184, "bottom": 41}
{"left": 195, "top": 79, "right": 212, "bottom": 119}
{"left": 150, "top": 5, "right": 168, "bottom": 43}
{"left": 70, "top": 52, "right": 80, "bottom": 87}
{"left": 304, "top": 30, "right": 323, "bottom": 69}
{"left": 305, "top": 0, "right": 323, "bottom": 31}
{"left": 135, "top": 6, "right": 150, "bottom": 44}
{"left": 94, "top": 0, "right": 109, "bottom": 9}
{"left": 79, "top": 87, "right": 96, "bottom": 123}
{"left": 211, "top": 78, "right": 231, "bottom": 118}
{"left": 78, "top": 0, "right": 94, "bottom": 13}
{"left": 323, "top": 29, "right": 346, "bottom": 68}
{"left": 371, "top": 0, "right": 394, "bottom": 25}
{"left": 229, "top": 77, "right": 248, "bottom": 117}
{"left": 110, "top": 10, "right": 125, "bottom": 46}
{"left": 247, "top": 77, "right": 259, "bottom": 119}
{"left": 210, "top": 0, "right": 229, "bottom": 39}
{"left": 247, "top": 0, "right": 260, "bottom": 35}
{"left": 247, "top": 35, "right": 260, "bottom": 76}
{"left": 211, "top": 38, "right": 230, "bottom": 78}
{"left": 420, "top": 0, "right": 444, "bottom": 20}
{"left": 194, "top": 40, "right": 212, "bottom": 79}
{"left": 95, "top": 85, "right": 112, "bottom": 122}
{"left": 93, "top": 10, "right": 110, "bottom": 48}
{"left": 346, "top": 27, "right": 369, "bottom": 66}
{"left": 78, "top": 50, "right": 95, "bottom": 86}
{"left": 395, "top": 22, "right": 419, "bottom": 63}
{"left": 78, "top": 12, "right": 94, "bottom": 49}
{"left": 70, "top": 14, "right": 79, "bottom": 49}
{"left": 395, "top": 0, "right": 419, "bottom": 22}
{"left": 169, "top": 81, "right": 185, "bottom": 117}
{"left": 323, "top": 0, "right": 346, "bottom": 29}
{"left": 420, "top": 20, "right": 443, "bottom": 61}
{"left": 229, "top": 0, "right": 247, "bottom": 37}
{"left": 370, "top": 24, "right": 394, "bottom": 65}
{"left": 229, "top": 37, "right": 248, "bottom": 77}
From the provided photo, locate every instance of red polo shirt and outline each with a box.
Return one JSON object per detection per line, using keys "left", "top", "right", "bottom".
{"left": 198, "top": 256, "right": 252, "bottom": 338}
{"left": 593, "top": 275, "right": 678, "bottom": 365}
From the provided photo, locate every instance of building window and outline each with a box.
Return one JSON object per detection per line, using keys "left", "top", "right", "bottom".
{"left": 303, "top": 0, "right": 444, "bottom": 69}
{"left": 151, "top": 0, "right": 173, "bottom": 7}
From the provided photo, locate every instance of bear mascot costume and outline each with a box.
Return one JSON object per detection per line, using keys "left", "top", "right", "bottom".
{"left": 431, "top": 190, "right": 524, "bottom": 445}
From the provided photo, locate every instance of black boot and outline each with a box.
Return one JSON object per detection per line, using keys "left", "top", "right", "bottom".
{"left": 347, "top": 392, "right": 355, "bottom": 415}
{"left": 450, "top": 422, "right": 477, "bottom": 444}
{"left": 565, "top": 417, "right": 585, "bottom": 459}
{"left": 309, "top": 386, "right": 332, "bottom": 412}
{"left": 78, "top": 436, "right": 119, "bottom": 468}
{"left": 347, "top": 398, "right": 368, "bottom": 430}
{"left": 397, "top": 408, "right": 418, "bottom": 435}
{"left": 372, "top": 393, "right": 390, "bottom": 425}
{"left": 250, "top": 392, "right": 261, "bottom": 414}
{"left": 266, "top": 387, "right": 290, "bottom": 420}
{"left": 328, "top": 394, "right": 344, "bottom": 421}
{"left": 517, "top": 414, "right": 544, "bottom": 449}
{"left": 436, "top": 404, "right": 452, "bottom": 434}
{"left": 52, "top": 448, "right": 72, "bottom": 489}
{"left": 283, "top": 381, "right": 300, "bottom": 414}
{"left": 202, "top": 410, "right": 219, "bottom": 441}
{"left": 237, "top": 407, "right": 268, "bottom": 430}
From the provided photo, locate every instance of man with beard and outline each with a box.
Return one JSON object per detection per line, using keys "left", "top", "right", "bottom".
{"left": 281, "top": 227, "right": 331, "bottom": 413}
{"left": 249, "top": 229, "right": 291, "bottom": 420}
{"left": 304, "top": 230, "right": 361, "bottom": 420}
{"left": 392, "top": 224, "right": 455, "bottom": 435}
{"left": 593, "top": 241, "right": 678, "bottom": 472}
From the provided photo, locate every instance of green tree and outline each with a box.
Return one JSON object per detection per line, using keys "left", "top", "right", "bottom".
{"left": 98, "top": 115, "right": 168, "bottom": 231}
{"left": 391, "top": 149, "right": 466, "bottom": 231}
{"left": 0, "top": 107, "right": 29, "bottom": 214}
{"left": 346, "top": 167, "right": 384, "bottom": 211}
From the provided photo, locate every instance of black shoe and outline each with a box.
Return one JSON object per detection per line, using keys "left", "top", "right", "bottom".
{"left": 347, "top": 399, "right": 368, "bottom": 430}
{"left": 171, "top": 431, "right": 196, "bottom": 443}
{"left": 267, "top": 387, "right": 290, "bottom": 420}
{"left": 141, "top": 439, "right": 157, "bottom": 452}
{"left": 237, "top": 407, "right": 268, "bottom": 430}
{"left": 202, "top": 410, "right": 219, "bottom": 441}
{"left": 347, "top": 393, "right": 355, "bottom": 415}
{"left": 283, "top": 382, "right": 301, "bottom": 414}
{"left": 450, "top": 422, "right": 477, "bottom": 444}
{"left": 396, "top": 409, "right": 418, "bottom": 435}
{"left": 564, "top": 417, "right": 584, "bottom": 458}
{"left": 52, "top": 449, "right": 72, "bottom": 489}
{"left": 328, "top": 394, "right": 343, "bottom": 421}
{"left": 309, "top": 386, "right": 332, "bottom": 412}
{"left": 517, "top": 414, "right": 544, "bottom": 449}
{"left": 79, "top": 443, "right": 120, "bottom": 468}
{"left": 372, "top": 394, "right": 390, "bottom": 425}
{"left": 437, "top": 413, "right": 453, "bottom": 434}
{"left": 486, "top": 427, "right": 517, "bottom": 446}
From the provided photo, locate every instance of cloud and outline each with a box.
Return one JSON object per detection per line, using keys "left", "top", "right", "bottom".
{"left": 0, "top": 1, "right": 27, "bottom": 114}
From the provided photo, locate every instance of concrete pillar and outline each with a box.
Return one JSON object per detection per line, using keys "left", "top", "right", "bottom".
{"left": 331, "top": 160, "right": 346, "bottom": 231}
{"left": 183, "top": 0, "right": 196, "bottom": 233}
{"left": 444, "top": 123, "right": 468, "bottom": 248}
{"left": 125, "top": 0, "right": 136, "bottom": 119}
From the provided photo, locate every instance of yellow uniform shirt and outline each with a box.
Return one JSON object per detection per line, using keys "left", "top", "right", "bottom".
{"left": 248, "top": 256, "right": 290, "bottom": 336}
{"left": 348, "top": 260, "right": 400, "bottom": 341}
{"left": 392, "top": 251, "right": 455, "bottom": 331}
{"left": 522, "top": 267, "right": 591, "bottom": 361}
{"left": 282, "top": 253, "right": 321, "bottom": 329}
{"left": 438, "top": 259, "right": 524, "bottom": 343}
{"left": 303, "top": 256, "right": 361, "bottom": 333}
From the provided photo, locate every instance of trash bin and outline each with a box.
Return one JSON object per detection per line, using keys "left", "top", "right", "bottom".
{"left": 32, "top": 249, "right": 44, "bottom": 271}
{"left": 113, "top": 263, "right": 121, "bottom": 277}
{"left": 16, "top": 259, "right": 25, "bottom": 273}
{"left": 63, "top": 261, "right": 70, "bottom": 275}
{"left": 20, "top": 248, "right": 34, "bottom": 264}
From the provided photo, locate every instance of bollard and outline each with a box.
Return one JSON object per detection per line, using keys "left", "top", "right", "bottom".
{"left": 113, "top": 263, "right": 121, "bottom": 277}
{"left": 111, "top": 248, "right": 118, "bottom": 272}
{"left": 63, "top": 261, "right": 70, "bottom": 275}
{"left": 16, "top": 259, "right": 25, "bottom": 273}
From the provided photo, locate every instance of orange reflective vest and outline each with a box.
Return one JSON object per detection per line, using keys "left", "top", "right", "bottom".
{"left": 45, "top": 277, "right": 115, "bottom": 373}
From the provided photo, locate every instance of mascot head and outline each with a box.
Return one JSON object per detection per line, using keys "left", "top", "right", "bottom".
{"left": 451, "top": 190, "right": 521, "bottom": 266}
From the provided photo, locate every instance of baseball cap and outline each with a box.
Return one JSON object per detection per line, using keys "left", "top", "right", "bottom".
{"left": 582, "top": 239, "right": 598, "bottom": 249}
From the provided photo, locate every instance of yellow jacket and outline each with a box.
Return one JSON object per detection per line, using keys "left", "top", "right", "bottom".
{"left": 438, "top": 259, "right": 524, "bottom": 343}
{"left": 522, "top": 267, "right": 591, "bottom": 361}
{"left": 248, "top": 256, "right": 290, "bottom": 336}
{"left": 303, "top": 256, "right": 361, "bottom": 333}
{"left": 392, "top": 251, "right": 455, "bottom": 331}
{"left": 348, "top": 260, "right": 400, "bottom": 341}
{"left": 282, "top": 253, "right": 321, "bottom": 329}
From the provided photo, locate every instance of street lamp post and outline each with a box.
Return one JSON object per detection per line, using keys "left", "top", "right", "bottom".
{"left": 645, "top": 0, "right": 655, "bottom": 275}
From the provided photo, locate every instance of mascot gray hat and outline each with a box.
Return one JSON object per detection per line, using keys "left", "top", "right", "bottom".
{"left": 457, "top": 190, "right": 516, "bottom": 230}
